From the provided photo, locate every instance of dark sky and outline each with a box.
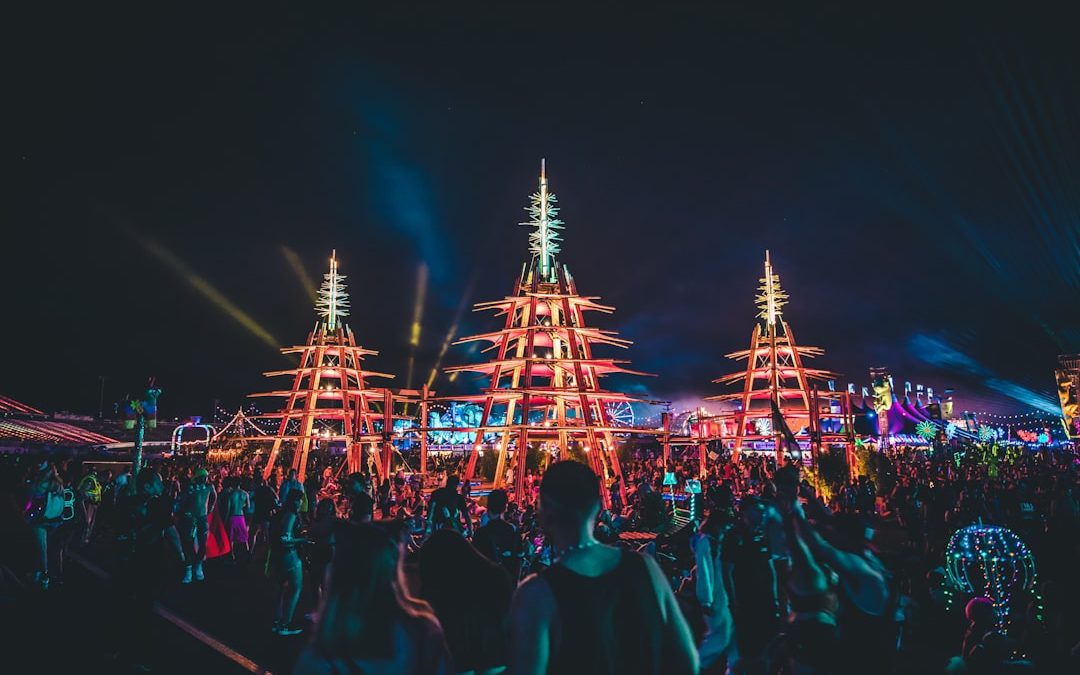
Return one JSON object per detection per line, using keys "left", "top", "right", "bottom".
{"left": 7, "top": 4, "right": 1079, "bottom": 418}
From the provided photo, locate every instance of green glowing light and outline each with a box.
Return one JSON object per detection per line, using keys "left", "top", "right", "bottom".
{"left": 521, "top": 158, "right": 564, "bottom": 282}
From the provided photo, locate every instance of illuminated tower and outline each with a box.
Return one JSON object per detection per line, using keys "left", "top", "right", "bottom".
{"left": 707, "top": 252, "right": 854, "bottom": 463}
{"left": 255, "top": 251, "right": 393, "bottom": 481}
{"left": 447, "top": 161, "right": 647, "bottom": 506}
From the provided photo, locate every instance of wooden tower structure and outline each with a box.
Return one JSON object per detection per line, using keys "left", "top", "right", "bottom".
{"left": 707, "top": 252, "right": 854, "bottom": 464}
{"left": 254, "top": 251, "right": 395, "bottom": 482}
{"left": 448, "top": 161, "right": 649, "bottom": 506}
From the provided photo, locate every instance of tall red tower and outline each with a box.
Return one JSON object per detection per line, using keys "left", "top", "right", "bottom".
{"left": 707, "top": 252, "right": 854, "bottom": 464}
{"left": 448, "top": 161, "right": 649, "bottom": 505}
{"left": 254, "top": 252, "right": 394, "bottom": 481}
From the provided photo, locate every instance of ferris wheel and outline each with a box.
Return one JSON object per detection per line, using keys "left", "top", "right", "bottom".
{"left": 605, "top": 401, "right": 635, "bottom": 428}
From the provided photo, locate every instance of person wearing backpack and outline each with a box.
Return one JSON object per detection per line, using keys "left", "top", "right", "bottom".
{"left": 23, "top": 457, "right": 64, "bottom": 590}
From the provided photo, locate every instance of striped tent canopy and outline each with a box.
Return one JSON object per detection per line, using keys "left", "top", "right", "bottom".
{"left": 0, "top": 395, "right": 45, "bottom": 416}
{"left": 0, "top": 419, "right": 117, "bottom": 445}
{"left": 0, "top": 394, "right": 117, "bottom": 445}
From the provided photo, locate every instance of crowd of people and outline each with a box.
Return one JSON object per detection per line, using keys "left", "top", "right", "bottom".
{"left": 1, "top": 442, "right": 1079, "bottom": 673}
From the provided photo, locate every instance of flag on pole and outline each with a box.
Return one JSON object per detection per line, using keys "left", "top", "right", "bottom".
{"left": 771, "top": 398, "right": 802, "bottom": 459}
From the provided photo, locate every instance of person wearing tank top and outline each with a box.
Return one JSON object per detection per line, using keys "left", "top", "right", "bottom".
{"left": 510, "top": 461, "right": 699, "bottom": 675}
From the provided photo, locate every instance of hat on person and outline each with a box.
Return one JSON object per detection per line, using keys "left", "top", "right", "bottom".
{"left": 193, "top": 467, "right": 209, "bottom": 478}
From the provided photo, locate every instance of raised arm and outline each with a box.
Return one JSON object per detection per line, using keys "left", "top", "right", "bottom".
{"left": 790, "top": 502, "right": 887, "bottom": 615}
{"left": 694, "top": 535, "right": 715, "bottom": 610}
{"left": 781, "top": 502, "right": 828, "bottom": 598}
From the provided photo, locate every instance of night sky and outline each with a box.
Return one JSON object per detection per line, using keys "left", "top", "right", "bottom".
{"left": 7, "top": 5, "right": 1079, "bottom": 418}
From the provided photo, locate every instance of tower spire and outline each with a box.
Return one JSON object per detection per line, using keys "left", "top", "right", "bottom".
{"left": 707, "top": 253, "right": 853, "bottom": 469}
{"left": 316, "top": 249, "right": 350, "bottom": 332}
{"left": 756, "top": 249, "right": 788, "bottom": 329}
{"left": 522, "top": 158, "right": 563, "bottom": 282}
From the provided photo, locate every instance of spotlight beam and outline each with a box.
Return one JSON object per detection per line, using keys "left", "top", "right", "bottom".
{"left": 405, "top": 263, "right": 429, "bottom": 390}
{"left": 132, "top": 231, "right": 280, "bottom": 351}
{"left": 426, "top": 279, "right": 475, "bottom": 390}
{"left": 281, "top": 245, "right": 318, "bottom": 304}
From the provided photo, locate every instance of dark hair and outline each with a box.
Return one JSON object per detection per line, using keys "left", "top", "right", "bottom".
{"left": 418, "top": 530, "right": 513, "bottom": 669}
{"left": 486, "top": 489, "right": 508, "bottom": 515}
{"left": 315, "top": 524, "right": 399, "bottom": 659}
{"left": 446, "top": 475, "right": 460, "bottom": 490}
{"left": 136, "top": 469, "right": 160, "bottom": 492}
{"left": 540, "top": 461, "right": 600, "bottom": 527}
{"left": 700, "top": 507, "right": 733, "bottom": 540}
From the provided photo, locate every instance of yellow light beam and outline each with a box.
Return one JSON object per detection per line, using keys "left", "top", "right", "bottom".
{"left": 405, "top": 263, "right": 429, "bottom": 389}
{"left": 425, "top": 280, "right": 474, "bottom": 390}
{"left": 134, "top": 233, "right": 280, "bottom": 351}
{"left": 281, "top": 245, "right": 318, "bottom": 304}
{"left": 409, "top": 263, "right": 429, "bottom": 347}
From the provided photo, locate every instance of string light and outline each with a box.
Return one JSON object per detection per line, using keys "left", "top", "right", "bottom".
{"left": 964, "top": 410, "right": 1062, "bottom": 421}
{"left": 944, "top": 524, "right": 1041, "bottom": 634}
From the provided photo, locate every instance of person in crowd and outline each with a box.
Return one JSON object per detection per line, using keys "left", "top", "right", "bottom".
{"left": 76, "top": 465, "right": 102, "bottom": 545}
{"left": 249, "top": 475, "right": 278, "bottom": 552}
{"left": 177, "top": 467, "right": 216, "bottom": 583}
{"left": 773, "top": 465, "right": 840, "bottom": 674}
{"left": 220, "top": 476, "right": 251, "bottom": 561}
{"left": 281, "top": 468, "right": 304, "bottom": 506}
{"left": 304, "top": 470, "right": 321, "bottom": 519}
{"left": 307, "top": 497, "right": 338, "bottom": 608}
{"left": 723, "top": 494, "right": 782, "bottom": 669}
{"left": 693, "top": 509, "right": 737, "bottom": 671}
{"left": 429, "top": 475, "right": 472, "bottom": 536}
{"left": 115, "top": 469, "right": 184, "bottom": 670}
{"left": 378, "top": 478, "right": 393, "bottom": 519}
{"left": 509, "top": 460, "right": 698, "bottom": 675}
{"left": 419, "top": 529, "right": 514, "bottom": 674}
{"left": 113, "top": 467, "right": 131, "bottom": 500}
{"left": 473, "top": 489, "right": 524, "bottom": 580}
{"left": 785, "top": 483, "right": 897, "bottom": 675}
{"left": 23, "top": 457, "right": 63, "bottom": 589}
{"left": 961, "top": 596, "right": 999, "bottom": 662}
{"left": 294, "top": 523, "right": 454, "bottom": 674}
{"left": 270, "top": 488, "right": 306, "bottom": 635}
{"left": 345, "top": 472, "right": 374, "bottom": 524}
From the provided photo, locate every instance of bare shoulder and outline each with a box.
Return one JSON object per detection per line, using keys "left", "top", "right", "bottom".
{"left": 639, "top": 552, "right": 674, "bottom": 619}
{"left": 512, "top": 573, "right": 556, "bottom": 615}
{"left": 639, "top": 549, "right": 666, "bottom": 578}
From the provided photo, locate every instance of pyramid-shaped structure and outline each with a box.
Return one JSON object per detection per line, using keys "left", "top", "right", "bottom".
{"left": 706, "top": 252, "right": 853, "bottom": 462}
{"left": 253, "top": 252, "right": 394, "bottom": 481}
{"left": 447, "top": 161, "right": 649, "bottom": 506}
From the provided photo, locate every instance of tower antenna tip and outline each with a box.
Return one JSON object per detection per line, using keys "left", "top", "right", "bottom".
{"left": 541, "top": 158, "right": 546, "bottom": 179}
